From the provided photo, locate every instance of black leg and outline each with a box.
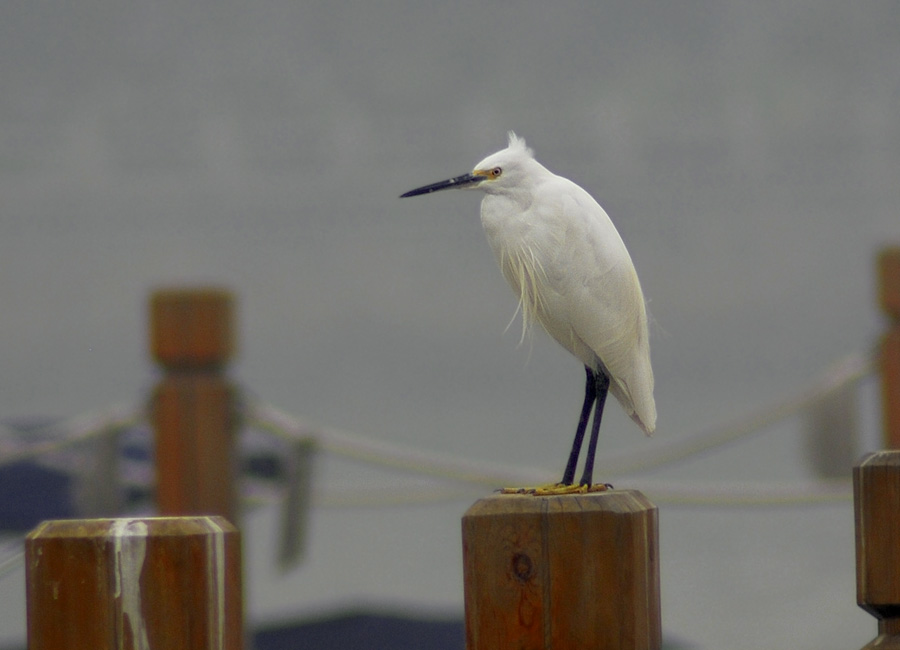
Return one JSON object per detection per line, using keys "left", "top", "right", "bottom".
{"left": 562, "top": 366, "right": 597, "bottom": 485}
{"left": 579, "top": 371, "right": 610, "bottom": 487}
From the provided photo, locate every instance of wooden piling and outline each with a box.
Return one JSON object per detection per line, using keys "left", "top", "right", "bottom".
{"left": 25, "top": 516, "right": 243, "bottom": 650}
{"left": 854, "top": 451, "right": 900, "bottom": 649}
{"left": 150, "top": 289, "right": 238, "bottom": 523}
{"left": 879, "top": 247, "right": 900, "bottom": 448}
{"left": 462, "top": 490, "right": 660, "bottom": 650}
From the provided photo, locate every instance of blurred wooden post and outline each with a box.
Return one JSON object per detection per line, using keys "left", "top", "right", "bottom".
{"left": 462, "top": 491, "right": 660, "bottom": 650}
{"left": 879, "top": 247, "right": 900, "bottom": 448}
{"left": 26, "top": 516, "right": 243, "bottom": 650}
{"left": 854, "top": 452, "right": 900, "bottom": 649}
{"left": 150, "top": 289, "right": 238, "bottom": 524}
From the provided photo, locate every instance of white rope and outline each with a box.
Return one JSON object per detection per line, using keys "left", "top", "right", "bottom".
{"left": 601, "top": 351, "right": 876, "bottom": 477}
{"left": 246, "top": 400, "right": 555, "bottom": 487}
{"left": 0, "top": 536, "right": 26, "bottom": 583}
{"left": 0, "top": 549, "right": 24, "bottom": 582}
{"left": 628, "top": 477, "right": 852, "bottom": 506}
{"left": 238, "top": 476, "right": 852, "bottom": 509}
{"left": 0, "top": 349, "right": 874, "bottom": 515}
{"left": 0, "top": 403, "right": 144, "bottom": 469}
{"left": 245, "top": 351, "right": 875, "bottom": 495}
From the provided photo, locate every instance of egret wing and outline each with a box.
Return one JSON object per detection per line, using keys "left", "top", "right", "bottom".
{"left": 547, "top": 186, "right": 656, "bottom": 432}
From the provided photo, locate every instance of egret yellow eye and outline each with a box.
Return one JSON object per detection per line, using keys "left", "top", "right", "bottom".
{"left": 490, "top": 167, "right": 502, "bottom": 178}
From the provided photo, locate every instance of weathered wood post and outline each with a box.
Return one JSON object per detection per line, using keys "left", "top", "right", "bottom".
{"left": 879, "top": 247, "right": 900, "bottom": 448}
{"left": 462, "top": 491, "right": 660, "bottom": 650}
{"left": 854, "top": 452, "right": 900, "bottom": 649}
{"left": 150, "top": 289, "right": 238, "bottom": 524}
{"left": 25, "top": 516, "right": 243, "bottom": 650}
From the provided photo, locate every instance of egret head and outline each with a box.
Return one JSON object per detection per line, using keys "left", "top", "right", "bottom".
{"left": 400, "top": 132, "right": 537, "bottom": 198}
{"left": 469, "top": 132, "right": 537, "bottom": 195}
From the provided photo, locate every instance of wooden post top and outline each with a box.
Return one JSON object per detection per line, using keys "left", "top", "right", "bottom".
{"left": 26, "top": 516, "right": 243, "bottom": 650}
{"left": 150, "top": 288, "right": 235, "bottom": 368}
{"left": 880, "top": 247, "right": 900, "bottom": 320}
{"left": 464, "top": 488, "right": 656, "bottom": 517}
{"left": 854, "top": 451, "right": 900, "bottom": 618}
{"left": 462, "top": 489, "right": 660, "bottom": 650}
{"left": 27, "top": 514, "right": 238, "bottom": 540}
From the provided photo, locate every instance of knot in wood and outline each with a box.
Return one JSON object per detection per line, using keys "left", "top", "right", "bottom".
{"left": 511, "top": 552, "right": 534, "bottom": 583}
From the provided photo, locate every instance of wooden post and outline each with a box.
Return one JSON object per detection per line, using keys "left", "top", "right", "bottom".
{"left": 854, "top": 451, "right": 900, "bottom": 649}
{"left": 150, "top": 289, "right": 238, "bottom": 524}
{"left": 462, "top": 491, "right": 660, "bottom": 650}
{"left": 879, "top": 247, "right": 900, "bottom": 448}
{"left": 25, "top": 516, "right": 243, "bottom": 650}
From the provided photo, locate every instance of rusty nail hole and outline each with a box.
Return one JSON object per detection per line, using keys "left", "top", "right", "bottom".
{"left": 511, "top": 552, "right": 534, "bottom": 582}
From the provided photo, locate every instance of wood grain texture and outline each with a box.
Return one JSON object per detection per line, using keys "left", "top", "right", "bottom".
{"left": 462, "top": 490, "right": 660, "bottom": 650}
{"left": 152, "top": 375, "right": 238, "bottom": 522}
{"left": 150, "top": 289, "right": 234, "bottom": 368}
{"left": 26, "top": 516, "right": 243, "bottom": 650}
{"left": 150, "top": 289, "right": 238, "bottom": 523}
{"left": 854, "top": 452, "right": 900, "bottom": 649}
{"left": 879, "top": 248, "right": 900, "bottom": 319}
{"left": 883, "top": 329, "right": 900, "bottom": 449}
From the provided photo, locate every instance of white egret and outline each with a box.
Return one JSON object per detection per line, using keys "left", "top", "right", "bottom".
{"left": 401, "top": 132, "right": 655, "bottom": 491}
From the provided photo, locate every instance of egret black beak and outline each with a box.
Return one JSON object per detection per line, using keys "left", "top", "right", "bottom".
{"left": 400, "top": 172, "right": 484, "bottom": 198}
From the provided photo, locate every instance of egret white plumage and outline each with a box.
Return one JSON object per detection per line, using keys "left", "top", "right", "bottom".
{"left": 401, "top": 132, "right": 655, "bottom": 492}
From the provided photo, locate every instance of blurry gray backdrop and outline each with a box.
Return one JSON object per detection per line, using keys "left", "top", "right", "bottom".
{"left": 1, "top": 2, "right": 899, "bottom": 648}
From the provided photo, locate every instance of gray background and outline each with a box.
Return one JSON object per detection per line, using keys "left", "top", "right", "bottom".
{"left": 2, "top": 1, "right": 899, "bottom": 647}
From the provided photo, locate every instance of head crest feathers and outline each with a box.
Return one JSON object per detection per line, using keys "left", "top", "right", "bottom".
{"left": 506, "top": 131, "right": 533, "bottom": 158}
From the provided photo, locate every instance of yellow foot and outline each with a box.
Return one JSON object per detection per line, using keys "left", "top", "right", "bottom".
{"left": 499, "top": 483, "right": 612, "bottom": 496}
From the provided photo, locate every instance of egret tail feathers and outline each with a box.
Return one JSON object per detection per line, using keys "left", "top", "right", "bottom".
{"left": 609, "top": 374, "right": 656, "bottom": 435}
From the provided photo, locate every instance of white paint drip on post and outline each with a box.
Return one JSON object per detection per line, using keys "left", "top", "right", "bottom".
{"left": 26, "top": 516, "right": 242, "bottom": 650}
{"left": 110, "top": 519, "right": 150, "bottom": 650}
{"left": 202, "top": 516, "right": 228, "bottom": 650}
